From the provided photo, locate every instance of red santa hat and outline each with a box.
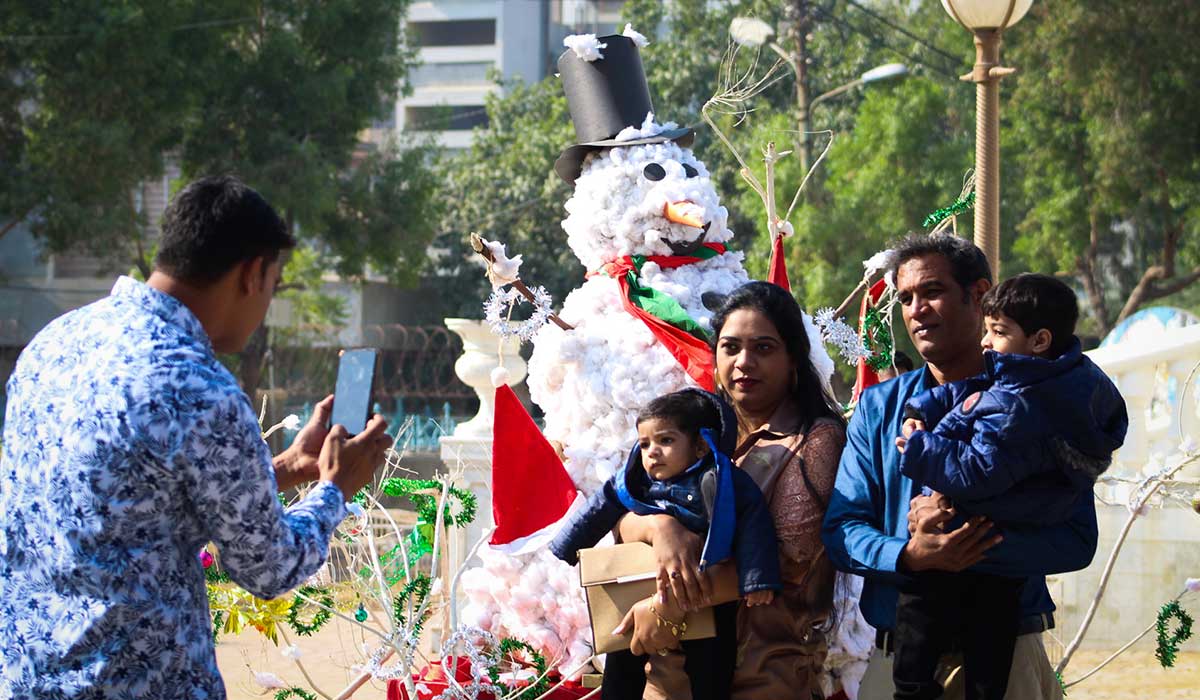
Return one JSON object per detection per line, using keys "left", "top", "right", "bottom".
{"left": 488, "top": 382, "right": 583, "bottom": 555}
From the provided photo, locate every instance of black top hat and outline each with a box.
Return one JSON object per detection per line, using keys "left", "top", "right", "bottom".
{"left": 554, "top": 35, "right": 693, "bottom": 184}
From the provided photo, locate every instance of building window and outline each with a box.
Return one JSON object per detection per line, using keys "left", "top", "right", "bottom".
{"left": 405, "top": 106, "right": 489, "bottom": 131}
{"left": 409, "top": 61, "right": 494, "bottom": 88}
{"left": 409, "top": 19, "right": 496, "bottom": 47}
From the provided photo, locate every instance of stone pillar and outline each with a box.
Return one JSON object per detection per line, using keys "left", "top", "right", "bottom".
{"left": 439, "top": 318, "right": 526, "bottom": 566}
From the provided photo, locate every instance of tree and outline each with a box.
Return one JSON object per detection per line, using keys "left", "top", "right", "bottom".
{"left": 427, "top": 75, "right": 577, "bottom": 318}
{"left": 1, "top": 0, "right": 439, "bottom": 287}
{"left": 1005, "top": 0, "right": 1200, "bottom": 336}
{"left": 0, "top": 2, "right": 222, "bottom": 264}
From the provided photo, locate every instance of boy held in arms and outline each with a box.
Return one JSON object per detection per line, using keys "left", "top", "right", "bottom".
{"left": 892, "top": 273, "right": 1128, "bottom": 700}
{"left": 551, "top": 389, "right": 781, "bottom": 700}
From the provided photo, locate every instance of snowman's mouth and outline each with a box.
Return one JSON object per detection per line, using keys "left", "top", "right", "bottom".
{"left": 666, "top": 222, "right": 710, "bottom": 256}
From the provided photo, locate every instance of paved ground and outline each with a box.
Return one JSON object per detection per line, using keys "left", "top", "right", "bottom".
{"left": 216, "top": 619, "right": 1199, "bottom": 699}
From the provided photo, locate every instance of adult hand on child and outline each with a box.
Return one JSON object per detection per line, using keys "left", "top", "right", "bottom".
{"left": 907, "top": 492, "right": 953, "bottom": 535}
{"left": 648, "top": 515, "right": 711, "bottom": 611}
{"left": 900, "top": 502, "right": 1001, "bottom": 573}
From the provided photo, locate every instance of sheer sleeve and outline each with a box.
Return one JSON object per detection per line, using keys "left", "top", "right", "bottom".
{"left": 770, "top": 420, "right": 846, "bottom": 581}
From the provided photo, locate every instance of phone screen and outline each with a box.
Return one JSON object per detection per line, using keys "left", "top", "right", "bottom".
{"left": 330, "top": 348, "right": 377, "bottom": 436}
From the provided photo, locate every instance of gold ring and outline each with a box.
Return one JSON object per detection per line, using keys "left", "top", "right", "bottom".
{"left": 656, "top": 648, "right": 670, "bottom": 656}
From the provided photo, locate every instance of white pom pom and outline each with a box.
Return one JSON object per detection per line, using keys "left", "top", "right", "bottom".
{"left": 491, "top": 366, "right": 511, "bottom": 387}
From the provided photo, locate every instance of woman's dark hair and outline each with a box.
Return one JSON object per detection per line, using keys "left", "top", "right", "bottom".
{"left": 155, "top": 175, "right": 295, "bottom": 285}
{"left": 636, "top": 391, "right": 722, "bottom": 438}
{"left": 710, "top": 281, "right": 845, "bottom": 430}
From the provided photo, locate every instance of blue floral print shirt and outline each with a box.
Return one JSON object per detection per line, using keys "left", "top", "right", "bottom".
{"left": 0, "top": 277, "right": 347, "bottom": 699}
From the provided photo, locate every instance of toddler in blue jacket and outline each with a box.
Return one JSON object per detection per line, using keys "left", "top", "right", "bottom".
{"left": 550, "top": 389, "right": 781, "bottom": 700}
{"left": 893, "top": 273, "right": 1127, "bottom": 700}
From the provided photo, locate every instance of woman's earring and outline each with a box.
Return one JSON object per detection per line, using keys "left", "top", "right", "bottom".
{"left": 714, "top": 370, "right": 724, "bottom": 393}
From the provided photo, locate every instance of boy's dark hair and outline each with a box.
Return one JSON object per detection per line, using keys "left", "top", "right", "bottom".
{"left": 887, "top": 233, "right": 992, "bottom": 300}
{"left": 636, "top": 390, "right": 721, "bottom": 439}
{"left": 155, "top": 175, "right": 295, "bottom": 285}
{"left": 981, "top": 273, "right": 1079, "bottom": 358}
{"left": 893, "top": 350, "right": 915, "bottom": 373}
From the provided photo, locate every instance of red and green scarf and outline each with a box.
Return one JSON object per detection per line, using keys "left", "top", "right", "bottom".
{"left": 596, "top": 243, "right": 726, "bottom": 391}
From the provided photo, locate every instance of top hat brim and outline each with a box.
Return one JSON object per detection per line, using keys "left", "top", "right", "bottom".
{"left": 554, "top": 126, "right": 694, "bottom": 184}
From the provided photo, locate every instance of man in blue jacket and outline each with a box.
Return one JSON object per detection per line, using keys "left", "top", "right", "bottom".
{"left": 822, "top": 235, "right": 1099, "bottom": 699}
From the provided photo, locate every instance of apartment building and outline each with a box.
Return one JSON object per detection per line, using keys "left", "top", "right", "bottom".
{"left": 398, "top": 0, "right": 625, "bottom": 149}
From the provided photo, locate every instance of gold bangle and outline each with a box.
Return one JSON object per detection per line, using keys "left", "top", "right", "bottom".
{"left": 649, "top": 604, "right": 688, "bottom": 638}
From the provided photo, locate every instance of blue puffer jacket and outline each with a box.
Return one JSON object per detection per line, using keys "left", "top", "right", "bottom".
{"left": 549, "top": 390, "right": 782, "bottom": 595}
{"left": 899, "top": 338, "right": 1127, "bottom": 524}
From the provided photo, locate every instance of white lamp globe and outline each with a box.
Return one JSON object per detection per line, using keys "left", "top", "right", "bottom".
{"left": 941, "top": 0, "right": 1033, "bottom": 30}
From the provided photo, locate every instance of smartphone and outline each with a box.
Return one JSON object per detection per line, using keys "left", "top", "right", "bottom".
{"left": 330, "top": 348, "right": 378, "bottom": 436}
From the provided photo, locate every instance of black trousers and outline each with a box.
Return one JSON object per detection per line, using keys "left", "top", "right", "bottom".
{"left": 601, "top": 601, "right": 738, "bottom": 700}
{"left": 893, "top": 571, "right": 1023, "bottom": 700}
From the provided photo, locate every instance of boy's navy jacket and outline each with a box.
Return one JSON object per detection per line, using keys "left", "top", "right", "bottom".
{"left": 549, "top": 392, "right": 782, "bottom": 595}
{"left": 900, "top": 338, "right": 1127, "bottom": 524}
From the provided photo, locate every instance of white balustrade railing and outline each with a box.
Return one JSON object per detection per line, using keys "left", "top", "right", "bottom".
{"left": 1086, "top": 323, "right": 1200, "bottom": 491}
{"left": 1048, "top": 324, "right": 1200, "bottom": 656}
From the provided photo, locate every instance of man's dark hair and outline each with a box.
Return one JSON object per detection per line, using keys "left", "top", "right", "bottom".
{"left": 155, "top": 176, "right": 295, "bottom": 285}
{"left": 887, "top": 233, "right": 992, "bottom": 299}
{"left": 981, "top": 273, "right": 1079, "bottom": 358}
{"left": 893, "top": 350, "right": 915, "bottom": 373}
{"left": 636, "top": 390, "right": 721, "bottom": 439}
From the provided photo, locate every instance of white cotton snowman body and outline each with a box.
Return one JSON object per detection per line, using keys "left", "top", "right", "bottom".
{"left": 459, "top": 123, "right": 752, "bottom": 676}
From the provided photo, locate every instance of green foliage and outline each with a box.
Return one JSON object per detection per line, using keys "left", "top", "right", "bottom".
{"left": 1005, "top": 0, "right": 1200, "bottom": 333}
{"left": 428, "top": 75, "right": 577, "bottom": 316}
{"left": 2, "top": 0, "right": 439, "bottom": 287}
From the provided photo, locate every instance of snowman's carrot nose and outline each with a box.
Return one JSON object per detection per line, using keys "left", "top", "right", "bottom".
{"left": 663, "top": 201, "right": 704, "bottom": 228}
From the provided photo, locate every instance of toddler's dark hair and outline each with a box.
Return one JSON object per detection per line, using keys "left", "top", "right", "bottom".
{"left": 981, "top": 273, "right": 1079, "bottom": 358}
{"left": 636, "top": 391, "right": 721, "bottom": 438}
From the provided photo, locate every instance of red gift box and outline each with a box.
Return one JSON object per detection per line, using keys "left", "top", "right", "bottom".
{"left": 387, "top": 658, "right": 591, "bottom": 700}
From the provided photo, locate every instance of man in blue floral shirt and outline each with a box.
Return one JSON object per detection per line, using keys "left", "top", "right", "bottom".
{"left": 0, "top": 176, "right": 391, "bottom": 699}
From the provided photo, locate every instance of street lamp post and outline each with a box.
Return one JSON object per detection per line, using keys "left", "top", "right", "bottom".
{"left": 730, "top": 18, "right": 907, "bottom": 175}
{"left": 941, "top": 0, "right": 1033, "bottom": 280}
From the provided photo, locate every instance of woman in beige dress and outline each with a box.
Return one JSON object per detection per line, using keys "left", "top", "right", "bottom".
{"left": 614, "top": 281, "right": 847, "bottom": 699}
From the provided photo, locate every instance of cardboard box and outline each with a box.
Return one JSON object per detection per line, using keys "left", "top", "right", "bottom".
{"left": 578, "top": 542, "right": 715, "bottom": 654}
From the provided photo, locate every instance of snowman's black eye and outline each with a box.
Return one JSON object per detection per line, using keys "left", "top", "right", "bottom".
{"left": 683, "top": 163, "right": 699, "bottom": 178}
{"left": 642, "top": 163, "right": 666, "bottom": 181}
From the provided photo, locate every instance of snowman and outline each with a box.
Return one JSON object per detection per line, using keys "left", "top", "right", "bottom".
{"left": 460, "top": 31, "right": 840, "bottom": 680}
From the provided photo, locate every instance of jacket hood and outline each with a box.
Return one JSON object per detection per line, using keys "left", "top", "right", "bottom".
{"left": 988, "top": 338, "right": 1128, "bottom": 481}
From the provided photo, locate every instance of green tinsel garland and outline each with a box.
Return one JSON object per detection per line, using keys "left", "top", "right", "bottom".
{"left": 862, "top": 307, "right": 895, "bottom": 372}
{"left": 379, "top": 478, "right": 478, "bottom": 527}
{"left": 1155, "top": 600, "right": 1194, "bottom": 668}
{"left": 922, "top": 192, "right": 975, "bottom": 229}
{"left": 1055, "top": 670, "right": 1068, "bottom": 696}
{"left": 392, "top": 574, "right": 433, "bottom": 635}
{"left": 287, "top": 585, "right": 335, "bottom": 636}
{"left": 211, "top": 610, "right": 224, "bottom": 644}
{"left": 487, "top": 638, "right": 550, "bottom": 698}
{"left": 205, "top": 567, "right": 230, "bottom": 584}
{"left": 274, "top": 689, "right": 316, "bottom": 700}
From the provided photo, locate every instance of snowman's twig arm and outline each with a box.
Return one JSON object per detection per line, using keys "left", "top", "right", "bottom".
{"left": 833, "top": 277, "right": 872, "bottom": 320}
{"left": 469, "top": 234, "right": 574, "bottom": 331}
{"left": 783, "top": 131, "right": 835, "bottom": 223}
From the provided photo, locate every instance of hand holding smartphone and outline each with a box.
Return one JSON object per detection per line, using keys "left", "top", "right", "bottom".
{"left": 330, "top": 348, "right": 378, "bottom": 436}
